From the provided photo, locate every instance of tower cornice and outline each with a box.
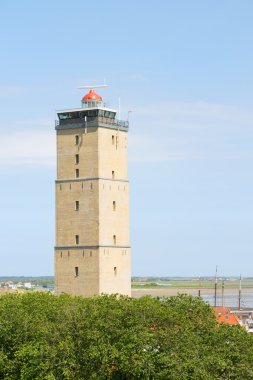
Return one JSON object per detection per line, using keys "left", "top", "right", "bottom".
{"left": 55, "top": 177, "right": 129, "bottom": 184}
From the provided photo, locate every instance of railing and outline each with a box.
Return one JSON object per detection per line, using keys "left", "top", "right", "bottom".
{"left": 98, "top": 116, "right": 129, "bottom": 128}
{"left": 55, "top": 116, "right": 129, "bottom": 129}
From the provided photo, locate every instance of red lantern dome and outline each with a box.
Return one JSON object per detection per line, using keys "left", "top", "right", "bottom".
{"left": 82, "top": 89, "right": 102, "bottom": 102}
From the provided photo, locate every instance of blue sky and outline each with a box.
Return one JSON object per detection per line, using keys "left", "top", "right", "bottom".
{"left": 0, "top": 0, "right": 253, "bottom": 276}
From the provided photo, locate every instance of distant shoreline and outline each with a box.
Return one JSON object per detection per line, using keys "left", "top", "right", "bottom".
{"left": 132, "top": 287, "right": 253, "bottom": 298}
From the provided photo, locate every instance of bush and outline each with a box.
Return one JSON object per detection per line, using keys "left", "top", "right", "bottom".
{"left": 0, "top": 293, "right": 252, "bottom": 379}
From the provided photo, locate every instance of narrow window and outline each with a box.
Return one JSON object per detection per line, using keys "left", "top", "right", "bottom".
{"left": 75, "top": 267, "right": 79, "bottom": 277}
{"left": 113, "top": 201, "right": 116, "bottom": 211}
{"left": 112, "top": 170, "right": 115, "bottom": 179}
{"left": 113, "top": 235, "right": 116, "bottom": 245}
{"left": 112, "top": 135, "right": 115, "bottom": 145}
{"left": 75, "top": 235, "right": 79, "bottom": 245}
{"left": 90, "top": 182, "right": 93, "bottom": 190}
{"left": 75, "top": 135, "right": 79, "bottom": 145}
{"left": 82, "top": 250, "right": 84, "bottom": 257}
{"left": 114, "top": 267, "right": 117, "bottom": 275}
{"left": 76, "top": 168, "right": 79, "bottom": 178}
{"left": 75, "top": 154, "right": 79, "bottom": 164}
{"left": 75, "top": 201, "right": 79, "bottom": 211}
{"left": 90, "top": 251, "right": 92, "bottom": 257}
{"left": 60, "top": 184, "right": 62, "bottom": 191}
{"left": 60, "top": 251, "right": 62, "bottom": 258}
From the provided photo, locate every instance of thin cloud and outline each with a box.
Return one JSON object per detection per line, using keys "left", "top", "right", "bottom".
{"left": 0, "top": 101, "right": 252, "bottom": 166}
{"left": 0, "top": 85, "right": 30, "bottom": 97}
{"left": 129, "top": 101, "right": 253, "bottom": 163}
{"left": 0, "top": 85, "right": 56, "bottom": 99}
{"left": 0, "top": 116, "right": 53, "bottom": 134}
{"left": 0, "top": 130, "right": 55, "bottom": 166}
{"left": 134, "top": 101, "right": 253, "bottom": 122}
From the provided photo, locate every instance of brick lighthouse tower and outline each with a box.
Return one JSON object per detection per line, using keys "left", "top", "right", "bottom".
{"left": 54, "top": 86, "right": 131, "bottom": 296}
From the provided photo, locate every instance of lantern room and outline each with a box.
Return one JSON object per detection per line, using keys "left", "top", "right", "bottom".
{"left": 81, "top": 88, "right": 104, "bottom": 108}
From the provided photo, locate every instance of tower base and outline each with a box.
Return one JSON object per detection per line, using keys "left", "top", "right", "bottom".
{"left": 54, "top": 247, "right": 131, "bottom": 297}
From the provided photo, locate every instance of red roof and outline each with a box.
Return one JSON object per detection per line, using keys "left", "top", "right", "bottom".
{"left": 214, "top": 307, "right": 240, "bottom": 325}
{"left": 82, "top": 89, "right": 102, "bottom": 101}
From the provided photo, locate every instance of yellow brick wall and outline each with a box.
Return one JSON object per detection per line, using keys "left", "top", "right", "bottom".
{"left": 98, "top": 128, "right": 128, "bottom": 179}
{"left": 56, "top": 180, "right": 99, "bottom": 247}
{"left": 55, "top": 122, "right": 131, "bottom": 297}
{"left": 99, "top": 247, "right": 131, "bottom": 296}
{"left": 98, "top": 180, "right": 130, "bottom": 246}
{"left": 55, "top": 249, "right": 99, "bottom": 296}
{"left": 57, "top": 127, "right": 98, "bottom": 180}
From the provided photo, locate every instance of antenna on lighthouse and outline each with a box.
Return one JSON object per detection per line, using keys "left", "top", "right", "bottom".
{"left": 78, "top": 84, "right": 108, "bottom": 89}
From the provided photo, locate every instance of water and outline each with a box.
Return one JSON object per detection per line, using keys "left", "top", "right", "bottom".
{"left": 132, "top": 288, "right": 253, "bottom": 308}
{"left": 200, "top": 290, "right": 253, "bottom": 309}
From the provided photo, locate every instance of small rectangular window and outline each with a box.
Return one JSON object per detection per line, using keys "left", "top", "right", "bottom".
{"left": 75, "top": 235, "right": 79, "bottom": 245}
{"left": 112, "top": 171, "right": 115, "bottom": 179}
{"left": 75, "top": 135, "right": 79, "bottom": 145}
{"left": 112, "top": 135, "right": 115, "bottom": 145}
{"left": 113, "top": 201, "right": 116, "bottom": 211}
{"left": 113, "top": 235, "right": 116, "bottom": 245}
{"left": 114, "top": 267, "right": 117, "bottom": 275}
{"left": 75, "top": 267, "right": 79, "bottom": 277}
{"left": 75, "top": 201, "right": 79, "bottom": 211}
{"left": 75, "top": 154, "right": 79, "bottom": 164}
{"left": 76, "top": 169, "right": 79, "bottom": 178}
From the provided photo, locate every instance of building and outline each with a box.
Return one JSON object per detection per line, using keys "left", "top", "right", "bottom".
{"left": 229, "top": 309, "right": 253, "bottom": 333}
{"left": 214, "top": 307, "right": 240, "bottom": 325}
{"left": 54, "top": 87, "right": 131, "bottom": 296}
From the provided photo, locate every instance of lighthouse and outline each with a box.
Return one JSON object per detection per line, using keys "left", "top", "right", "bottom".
{"left": 54, "top": 86, "right": 131, "bottom": 296}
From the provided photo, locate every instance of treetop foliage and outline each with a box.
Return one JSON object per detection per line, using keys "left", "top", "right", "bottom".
{"left": 0, "top": 292, "right": 252, "bottom": 379}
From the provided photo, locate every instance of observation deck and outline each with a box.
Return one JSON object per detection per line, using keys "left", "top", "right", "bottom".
{"left": 55, "top": 107, "right": 129, "bottom": 132}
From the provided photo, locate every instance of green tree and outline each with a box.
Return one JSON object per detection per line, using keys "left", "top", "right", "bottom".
{"left": 0, "top": 293, "right": 252, "bottom": 379}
